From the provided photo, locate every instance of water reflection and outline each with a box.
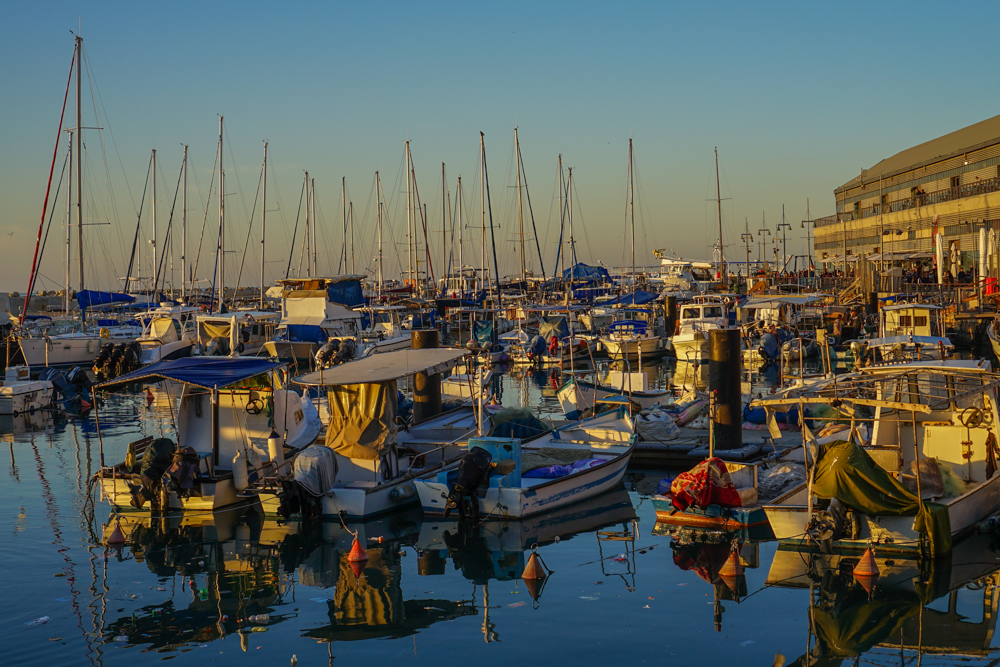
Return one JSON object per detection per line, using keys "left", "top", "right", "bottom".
{"left": 767, "top": 537, "right": 1000, "bottom": 665}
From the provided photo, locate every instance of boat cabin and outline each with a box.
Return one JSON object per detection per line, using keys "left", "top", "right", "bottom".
{"left": 880, "top": 303, "right": 944, "bottom": 338}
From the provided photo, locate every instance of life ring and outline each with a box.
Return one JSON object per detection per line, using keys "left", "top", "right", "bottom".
{"left": 99, "top": 327, "right": 110, "bottom": 339}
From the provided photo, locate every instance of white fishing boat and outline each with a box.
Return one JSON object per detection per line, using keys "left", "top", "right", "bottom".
{"left": 413, "top": 407, "right": 636, "bottom": 520}
{"left": 196, "top": 311, "right": 279, "bottom": 357}
{"left": 135, "top": 304, "right": 201, "bottom": 364}
{"left": 557, "top": 372, "right": 671, "bottom": 420}
{"left": 18, "top": 324, "right": 138, "bottom": 368}
{"left": 671, "top": 297, "right": 729, "bottom": 363}
{"left": 600, "top": 317, "right": 664, "bottom": 361}
{"left": 0, "top": 365, "right": 53, "bottom": 415}
{"left": 357, "top": 305, "right": 413, "bottom": 355}
{"left": 274, "top": 347, "right": 482, "bottom": 519}
{"left": 759, "top": 360, "right": 1000, "bottom": 556}
{"left": 94, "top": 357, "right": 321, "bottom": 513}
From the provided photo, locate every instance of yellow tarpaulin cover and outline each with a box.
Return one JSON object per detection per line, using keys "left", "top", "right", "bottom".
{"left": 325, "top": 381, "right": 397, "bottom": 460}
{"left": 200, "top": 322, "right": 232, "bottom": 341}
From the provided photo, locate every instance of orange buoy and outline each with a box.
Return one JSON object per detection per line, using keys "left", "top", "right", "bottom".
{"left": 347, "top": 537, "right": 369, "bottom": 563}
{"left": 853, "top": 548, "right": 879, "bottom": 578}
{"left": 521, "top": 552, "right": 547, "bottom": 581}
{"left": 106, "top": 520, "right": 126, "bottom": 545}
{"left": 719, "top": 550, "right": 743, "bottom": 578}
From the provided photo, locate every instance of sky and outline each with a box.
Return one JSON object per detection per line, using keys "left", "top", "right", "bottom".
{"left": 2, "top": 1, "right": 1000, "bottom": 293}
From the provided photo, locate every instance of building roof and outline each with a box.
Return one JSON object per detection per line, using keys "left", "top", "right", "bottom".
{"left": 836, "top": 113, "right": 1000, "bottom": 194}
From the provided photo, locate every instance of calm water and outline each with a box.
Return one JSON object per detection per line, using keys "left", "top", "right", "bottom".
{"left": 2, "top": 360, "right": 999, "bottom": 666}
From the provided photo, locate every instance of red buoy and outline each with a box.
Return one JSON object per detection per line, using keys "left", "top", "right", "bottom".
{"left": 106, "top": 520, "right": 126, "bottom": 545}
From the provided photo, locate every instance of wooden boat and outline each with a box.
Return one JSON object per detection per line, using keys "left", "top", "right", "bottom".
{"left": 557, "top": 372, "right": 671, "bottom": 420}
{"left": 413, "top": 408, "right": 636, "bottom": 520}
{"left": 95, "top": 357, "right": 321, "bottom": 513}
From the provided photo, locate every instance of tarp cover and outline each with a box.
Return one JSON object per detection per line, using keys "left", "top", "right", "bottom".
{"left": 670, "top": 457, "right": 742, "bottom": 511}
{"left": 538, "top": 316, "right": 570, "bottom": 341}
{"left": 292, "top": 445, "right": 338, "bottom": 497}
{"left": 473, "top": 319, "right": 496, "bottom": 347}
{"left": 286, "top": 324, "right": 328, "bottom": 343}
{"left": 96, "top": 357, "right": 281, "bottom": 391}
{"left": 76, "top": 290, "right": 135, "bottom": 310}
{"left": 601, "top": 290, "right": 658, "bottom": 306}
{"left": 328, "top": 279, "right": 364, "bottom": 307}
{"left": 325, "top": 380, "right": 397, "bottom": 460}
{"left": 199, "top": 322, "right": 232, "bottom": 342}
{"left": 812, "top": 440, "right": 951, "bottom": 556}
{"left": 562, "top": 263, "right": 611, "bottom": 284}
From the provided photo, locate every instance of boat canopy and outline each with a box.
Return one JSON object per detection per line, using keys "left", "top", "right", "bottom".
{"left": 76, "top": 290, "right": 135, "bottom": 310}
{"left": 325, "top": 380, "right": 397, "bottom": 460}
{"left": 599, "top": 290, "right": 659, "bottom": 306}
{"left": 96, "top": 357, "right": 282, "bottom": 391}
{"left": 295, "top": 348, "right": 469, "bottom": 386}
{"left": 539, "top": 316, "right": 570, "bottom": 341}
{"left": 607, "top": 320, "right": 648, "bottom": 335}
{"left": 562, "top": 263, "right": 611, "bottom": 284}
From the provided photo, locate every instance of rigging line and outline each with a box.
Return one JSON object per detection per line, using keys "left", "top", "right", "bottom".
{"left": 122, "top": 155, "right": 153, "bottom": 294}
{"left": 233, "top": 163, "right": 264, "bottom": 292}
{"left": 191, "top": 142, "right": 220, "bottom": 285}
{"left": 284, "top": 178, "right": 306, "bottom": 279}
{"left": 409, "top": 157, "right": 436, "bottom": 287}
{"left": 572, "top": 171, "right": 595, "bottom": 265}
{"left": 36, "top": 158, "right": 70, "bottom": 295}
{"left": 481, "top": 133, "right": 501, "bottom": 293}
{"left": 223, "top": 126, "right": 260, "bottom": 281}
{"left": 153, "top": 154, "right": 185, "bottom": 295}
{"left": 82, "top": 46, "right": 138, "bottom": 215}
{"left": 517, "top": 137, "right": 546, "bottom": 282}
{"left": 22, "top": 49, "right": 75, "bottom": 326}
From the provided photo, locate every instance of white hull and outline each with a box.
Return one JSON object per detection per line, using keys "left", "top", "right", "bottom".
{"left": 557, "top": 376, "right": 671, "bottom": 420}
{"left": 20, "top": 336, "right": 106, "bottom": 366}
{"left": 600, "top": 336, "right": 662, "bottom": 360}
{"left": 0, "top": 381, "right": 54, "bottom": 415}
{"left": 672, "top": 332, "right": 709, "bottom": 362}
{"left": 139, "top": 339, "right": 196, "bottom": 364}
{"left": 414, "top": 443, "right": 633, "bottom": 519}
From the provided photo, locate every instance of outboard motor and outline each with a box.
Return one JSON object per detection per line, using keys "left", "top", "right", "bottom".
{"left": 334, "top": 338, "right": 356, "bottom": 365}
{"left": 314, "top": 339, "right": 338, "bottom": 368}
{"left": 93, "top": 343, "right": 114, "bottom": 377}
{"left": 106, "top": 344, "right": 124, "bottom": 379}
{"left": 444, "top": 447, "right": 494, "bottom": 522}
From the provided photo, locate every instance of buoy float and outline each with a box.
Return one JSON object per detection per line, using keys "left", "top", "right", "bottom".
{"left": 521, "top": 550, "right": 549, "bottom": 601}
{"left": 347, "top": 536, "right": 369, "bottom": 578}
{"left": 719, "top": 549, "right": 743, "bottom": 578}
{"left": 853, "top": 547, "right": 879, "bottom": 593}
{"left": 106, "top": 519, "right": 126, "bottom": 545}
{"left": 145, "top": 389, "right": 154, "bottom": 406}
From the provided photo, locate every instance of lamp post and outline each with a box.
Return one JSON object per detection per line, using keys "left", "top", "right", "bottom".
{"left": 741, "top": 217, "right": 754, "bottom": 291}
{"left": 777, "top": 204, "right": 792, "bottom": 276}
{"left": 758, "top": 212, "right": 771, "bottom": 277}
{"left": 801, "top": 198, "right": 814, "bottom": 277}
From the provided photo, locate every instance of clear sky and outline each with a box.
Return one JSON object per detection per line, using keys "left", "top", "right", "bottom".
{"left": 3, "top": 1, "right": 1000, "bottom": 293}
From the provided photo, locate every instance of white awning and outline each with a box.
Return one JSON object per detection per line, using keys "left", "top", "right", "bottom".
{"left": 294, "top": 348, "right": 470, "bottom": 386}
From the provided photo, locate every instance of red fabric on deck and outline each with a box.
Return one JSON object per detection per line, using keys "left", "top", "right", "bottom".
{"left": 670, "top": 457, "right": 742, "bottom": 511}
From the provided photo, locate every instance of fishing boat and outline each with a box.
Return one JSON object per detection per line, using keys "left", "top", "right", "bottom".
{"left": 275, "top": 347, "right": 483, "bottom": 519}
{"left": 759, "top": 360, "right": 1000, "bottom": 557}
{"left": 357, "top": 305, "right": 414, "bottom": 355}
{"left": 600, "top": 316, "right": 664, "bottom": 361}
{"left": 557, "top": 371, "right": 671, "bottom": 420}
{"left": 413, "top": 406, "right": 636, "bottom": 520}
{"left": 93, "top": 357, "right": 321, "bottom": 512}
{"left": 263, "top": 276, "right": 366, "bottom": 367}
{"left": 0, "top": 365, "right": 54, "bottom": 415}
{"left": 134, "top": 304, "right": 200, "bottom": 364}
{"left": 196, "top": 311, "right": 279, "bottom": 357}
{"left": 780, "top": 336, "right": 818, "bottom": 365}
{"left": 671, "top": 296, "right": 730, "bottom": 363}
{"left": 852, "top": 303, "right": 953, "bottom": 363}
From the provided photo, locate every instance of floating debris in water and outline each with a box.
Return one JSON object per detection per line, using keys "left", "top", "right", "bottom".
{"left": 26, "top": 616, "right": 50, "bottom": 626}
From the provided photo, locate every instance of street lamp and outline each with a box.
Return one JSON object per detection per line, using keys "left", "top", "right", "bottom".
{"left": 881, "top": 229, "right": 904, "bottom": 277}
{"left": 758, "top": 213, "right": 771, "bottom": 276}
{"left": 777, "top": 204, "right": 792, "bottom": 276}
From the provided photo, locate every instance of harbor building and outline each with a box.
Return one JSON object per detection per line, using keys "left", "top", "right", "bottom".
{"left": 814, "top": 114, "right": 1000, "bottom": 271}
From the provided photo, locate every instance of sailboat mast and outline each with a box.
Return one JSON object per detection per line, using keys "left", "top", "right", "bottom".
{"left": 75, "top": 35, "right": 84, "bottom": 294}
{"left": 442, "top": 162, "right": 447, "bottom": 286}
{"left": 457, "top": 176, "right": 464, "bottom": 291}
{"left": 152, "top": 148, "right": 157, "bottom": 293}
{"left": 406, "top": 142, "right": 413, "bottom": 290}
{"left": 311, "top": 177, "right": 317, "bottom": 275}
{"left": 715, "top": 147, "right": 724, "bottom": 277}
{"left": 480, "top": 135, "right": 487, "bottom": 295}
{"left": 181, "top": 144, "right": 187, "bottom": 300}
{"left": 568, "top": 167, "right": 576, "bottom": 268}
{"left": 515, "top": 127, "right": 526, "bottom": 282}
{"left": 65, "top": 131, "right": 72, "bottom": 315}
{"left": 341, "top": 176, "right": 347, "bottom": 273}
{"left": 349, "top": 202, "right": 355, "bottom": 274}
{"left": 218, "top": 116, "right": 225, "bottom": 309}
{"left": 629, "top": 138, "right": 635, "bottom": 284}
{"left": 260, "top": 141, "right": 268, "bottom": 308}
{"left": 558, "top": 154, "right": 565, "bottom": 281}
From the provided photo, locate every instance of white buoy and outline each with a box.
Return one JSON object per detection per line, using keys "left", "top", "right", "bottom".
{"left": 233, "top": 449, "right": 249, "bottom": 491}
{"left": 267, "top": 430, "right": 284, "bottom": 470}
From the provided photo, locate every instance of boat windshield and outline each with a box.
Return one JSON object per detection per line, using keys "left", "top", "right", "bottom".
{"left": 703, "top": 306, "right": 723, "bottom": 318}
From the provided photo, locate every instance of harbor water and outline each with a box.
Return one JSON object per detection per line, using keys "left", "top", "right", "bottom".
{"left": 2, "top": 358, "right": 999, "bottom": 666}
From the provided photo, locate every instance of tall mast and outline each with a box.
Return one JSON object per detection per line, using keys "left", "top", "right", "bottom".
{"left": 515, "top": 127, "right": 526, "bottom": 282}
{"left": 349, "top": 202, "right": 355, "bottom": 274}
{"left": 741, "top": 217, "right": 753, "bottom": 283}
{"left": 568, "top": 167, "right": 577, "bottom": 268}
{"left": 181, "top": 144, "right": 187, "bottom": 300}
{"left": 218, "top": 116, "right": 225, "bottom": 309}
{"left": 457, "top": 176, "right": 464, "bottom": 290}
{"left": 304, "top": 171, "right": 310, "bottom": 277}
{"left": 406, "top": 142, "right": 413, "bottom": 289}
{"left": 311, "top": 177, "right": 317, "bottom": 275}
{"left": 805, "top": 198, "right": 812, "bottom": 271}
{"left": 629, "top": 138, "right": 636, "bottom": 284}
{"left": 65, "top": 130, "right": 72, "bottom": 315}
{"left": 442, "top": 162, "right": 447, "bottom": 285}
{"left": 715, "top": 147, "right": 725, "bottom": 277}
{"left": 152, "top": 148, "right": 157, "bottom": 293}
{"left": 376, "top": 171, "right": 384, "bottom": 299}
{"left": 558, "top": 154, "right": 565, "bottom": 280}
{"left": 480, "top": 132, "right": 500, "bottom": 298}
{"left": 75, "top": 35, "right": 84, "bottom": 294}
{"left": 341, "top": 176, "right": 347, "bottom": 273}
{"left": 260, "top": 141, "right": 268, "bottom": 308}
{"left": 480, "top": 135, "right": 487, "bottom": 295}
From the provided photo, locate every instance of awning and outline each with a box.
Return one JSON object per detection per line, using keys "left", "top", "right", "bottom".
{"left": 295, "top": 348, "right": 469, "bottom": 386}
{"left": 96, "top": 357, "right": 282, "bottom": 391}
{"left": 864, "top": 251, "right": 934, "bottom": 261}
{"left": 744, "top": 295, "right": 829, "bottom": 308}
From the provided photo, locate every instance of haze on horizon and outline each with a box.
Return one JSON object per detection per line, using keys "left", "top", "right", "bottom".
{"left": 2, "top": 1, "right": 998, "bottom": 293}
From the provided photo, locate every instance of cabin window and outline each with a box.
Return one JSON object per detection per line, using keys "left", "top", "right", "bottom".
{"left": 703, "top": 307, "right": 723, "bottom": 318}
{"left": 898, "top": 315, "right": 912, "bottom": 327}
{"left": 682, "top": 308, "right": 700, "bottom": 319}
{"left": 914, "top": 316, "right": 928, "bottom": 328}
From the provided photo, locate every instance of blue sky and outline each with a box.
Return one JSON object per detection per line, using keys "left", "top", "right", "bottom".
{"left": 3, "top": 1, "right": 1000, "bottom": 292}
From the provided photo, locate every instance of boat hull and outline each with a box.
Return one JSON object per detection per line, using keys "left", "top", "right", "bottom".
{"left": 557, "top": 376, "right": 671, "bottom": 420}
{"left": 601, "top": 336, "right": 663, "bottom": 360}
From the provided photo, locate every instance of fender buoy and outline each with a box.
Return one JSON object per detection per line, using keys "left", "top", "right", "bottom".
{"left": 99, "top": 327, "right": 110, "bottom": 339}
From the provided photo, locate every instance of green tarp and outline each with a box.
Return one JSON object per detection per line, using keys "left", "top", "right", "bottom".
{"left": 812, "top": 440, "right": 951, "bottom": 556}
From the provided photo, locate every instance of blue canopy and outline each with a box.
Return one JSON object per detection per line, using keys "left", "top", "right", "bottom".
{"left": 76, "top": 290, "right": 135, "bottom": 310}
{"left": 327, "top": 279, "right": 364, "bottom": 307}
{"left": 96, "top": 357, "right": 282, "bottom": 391}
{"left": 562, "top": 263, "right": 611, "bottom": 284}
{"left": 285, "top": 324, "right": 328, "bottom": 343}
{"left": 607, "top": 320, "right": 648, "bottom": 335}
{"left": 601, "top": 290, "right": 658, "bottom": 306}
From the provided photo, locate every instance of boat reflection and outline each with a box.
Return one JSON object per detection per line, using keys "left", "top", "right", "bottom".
{"left": 768, "top": 535, "right": 1000, "bottom": 665}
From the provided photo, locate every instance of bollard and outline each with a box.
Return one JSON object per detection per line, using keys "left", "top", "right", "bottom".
{"left": 709, "top": 329, "right": 742, "bottom": 450}
{"left": 411, "top": 329, "right": 442, "bottom": 424}
{"left": 665, "top": 296, "right": 678, "bottom": 336}
{"left": 866, "top": 292, "right": 878, "bottom": 318}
